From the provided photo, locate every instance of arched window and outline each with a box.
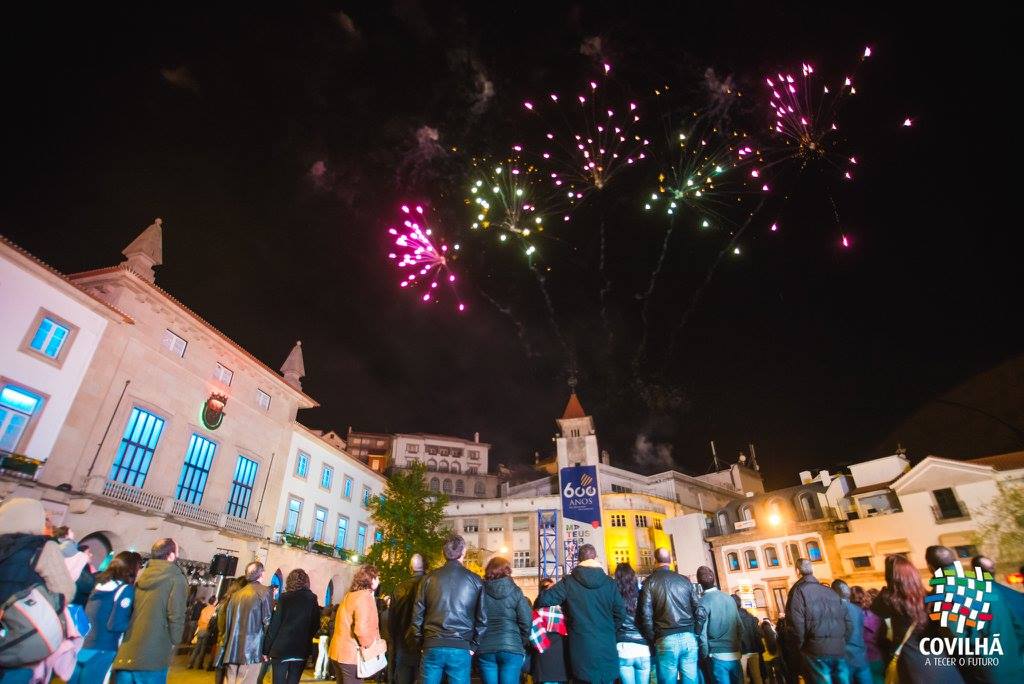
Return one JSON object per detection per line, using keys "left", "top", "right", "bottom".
{"left": 474, "top": 481, "right": 486, "bottom": 497}
{"left": 727, "top": 552, "right": 740, "bottom": 571}
{"left": 451, "top": 461, "right": 461, "bottom": 474}
{"left": 455, "top": 479, "right": 465, "bottom": 494}
{"left": 806, "top": 540, "right": 822, "bottom": 562}
{"left": 442, "top": 479, "right": 453, "bottom": 493}
{"left": 717, "top": 512, "right": 730, "bottom": 533}
{"left": 429, "top": 477, "right": 440, "bottom": 492}
{"left": 427, "top": 459, "right": 437, "bottom": 471}
{"left": 753, "top": 587, "right": 767, "bottom": 609}
{"left": 796, "top": 492, "right": 820, "bottom": 520}
{"left": 325, "top": 579, "right": 334, "bottom": 606}
{"left": 764, "top": 545, "right": 780, "bottom": 567}
{"left": 439, "top": 460, "right": 450, "bottom": 473}
{"left": 738, "top": 504, "right": 753, "bottom": 521}
{"left": 745, "top": 549, "right": 758, "bottom": 569}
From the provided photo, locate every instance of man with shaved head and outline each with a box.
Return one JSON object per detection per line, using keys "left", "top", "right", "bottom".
{"left": 389, "top": 553, "right": 427, "bottom": 684}
{"left": 925, "top": 545, "right": 957, "bottom": 573}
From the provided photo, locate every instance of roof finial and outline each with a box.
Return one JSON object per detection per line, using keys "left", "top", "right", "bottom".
{"left": 121, "top": 218, "right": 164, "bottom": 282}
{"left": 280, "top": 340, "right": 305, "bottom": 391}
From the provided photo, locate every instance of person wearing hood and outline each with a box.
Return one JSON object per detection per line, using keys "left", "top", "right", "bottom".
{"left": 0, "top": 497, "right": 77, "bottom": 684}
{"left": 263, "top": 568, "right": 321, "bottom": 684}
{"left": 112, "top": 538, "right": 187, "bottom": 684}
{"left": 535, "top": 544, "right": 626, "bottom": 684}
{"left": 476, "top": 556, "right": 532, "bottom": 684}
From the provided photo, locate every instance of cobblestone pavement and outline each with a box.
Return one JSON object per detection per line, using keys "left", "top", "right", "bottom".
{"left": 166, "top": 654, "right": 324, "bottom": 683}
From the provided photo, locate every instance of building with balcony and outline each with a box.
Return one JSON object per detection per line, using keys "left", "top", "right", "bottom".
{"left": 443, "top": 391, "right": 758, "bottom": 599}
{"left": 345, "top": 428, "right": 392, "bottom": 474}
{"left": 0, "top": 223, "right": 379, "bottom": 601}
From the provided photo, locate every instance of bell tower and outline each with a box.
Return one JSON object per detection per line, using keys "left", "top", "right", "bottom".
{"left": 555, "top": 378, "right": 600, "bottom": 468}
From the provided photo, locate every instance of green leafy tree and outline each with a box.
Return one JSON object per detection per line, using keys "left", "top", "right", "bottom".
{"left": 365, "top": 462, "right": 450, "bottom": 596}
{"left": 976, "top": 480, "right": 1024, "bottom": 568}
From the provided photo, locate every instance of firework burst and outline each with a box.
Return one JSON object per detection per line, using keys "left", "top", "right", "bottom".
{"left": 388, "top": 204, "right": 465, "bottom": 312}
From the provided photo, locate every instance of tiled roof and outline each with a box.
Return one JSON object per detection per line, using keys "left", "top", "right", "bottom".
{"left": 967, "top": 451, "right": 1024, "bottom": 472}
{"left": 562, "top": 392, "right": 587, "bottom": 419}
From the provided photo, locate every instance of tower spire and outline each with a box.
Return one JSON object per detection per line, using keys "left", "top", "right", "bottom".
{"left": 280, "top": 340, "right": 305, "bottom": 391}
{"left": 121, "top": 218, "right": 163, "bottom": 282}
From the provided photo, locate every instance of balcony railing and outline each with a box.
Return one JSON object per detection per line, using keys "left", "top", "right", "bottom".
{"left": 932, "top": 502, "right": 971, "bottom": 523}
{"left": 101, "top": 479, "right": 168, "bottom": 512}
{"left": 224, "top": 515, "right": 268, "bottom": 539}
{"left": 171, "top": 499, "right": 222, "bottom": 527}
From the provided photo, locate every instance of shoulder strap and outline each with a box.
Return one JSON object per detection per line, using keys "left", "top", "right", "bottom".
{"left": 892, "top": 622, "right": 916, "bottom": 657}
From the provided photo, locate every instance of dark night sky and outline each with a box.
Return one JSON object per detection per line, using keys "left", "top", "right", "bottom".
{"left": 3, "top": 3, "right": 1021, "bottom": 488}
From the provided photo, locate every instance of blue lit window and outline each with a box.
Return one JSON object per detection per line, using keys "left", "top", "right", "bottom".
{"left": 320, "top": 465, "right": 333, "bottom": 490}
{"left": 286, "top": 497, "right": 302, "bottom": 534}
{"left": 313, "top": 506, "right": 328, "bottom": 542}
{"left": 29, "top": 316, "right": 70, "bottom": 359}
{"left": 335, "top": 516, "right": 349, "bottom": 549}
{"left": 765, "top": 546, "right": 780, "bottom": 567}
{"left": 374, "top": 529, "right": 383, "bottom": 543}
{"left": 806, "top": 540, "right": 823, "bottom": 562}
{"left": 728, "top": 552, "right": 740, "bottom": 571}
{"left": 108, "top": 407, "right": 164, "bottom": 487}
{"left": 745, "top": 549, "right": 758, "bottom": 569}
{"left": 176, "top": 434, "right": 217, "bottom": 504}
{"left": 362, "top": 486, "right": 372, "bottom": 507}
{"left": 356, "top": 524, "right": 367, "bottom": 553}
{"left": 295, "top": 451, "right": 310, "bottom": 478}
{"left": 0, "top": 384, "right": 44, "bottom": 453}
{"left": 344, "top": 477, "right": 353, "bottom": 499}
{"left": 226, "top": 456, "right": 259, "bottom": 518}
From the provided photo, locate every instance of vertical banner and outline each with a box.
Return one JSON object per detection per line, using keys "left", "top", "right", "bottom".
{"left": 559, "top": 465, "right": 605, "bottom": 574}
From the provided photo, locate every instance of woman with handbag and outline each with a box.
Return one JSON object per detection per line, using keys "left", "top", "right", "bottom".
{"left": 329, "top": 565, "right": 387, "bottom": 684}
{"left": 874, "top": 555, "right": 963, "bottom": 684}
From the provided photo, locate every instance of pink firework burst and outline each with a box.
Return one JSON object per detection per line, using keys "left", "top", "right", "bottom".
{"left": 387, "top": 204, "right": 466, "bottom": 312}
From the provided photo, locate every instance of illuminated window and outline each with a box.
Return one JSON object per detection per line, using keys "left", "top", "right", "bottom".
{"left": 343, "top": 476, "right": 353, "bottom": 499}
{"left": 285, "top": 497, "right": 302, "bottom": 534}
{"left": 727, "top": 552, "right": 740, "bottom": 571}
{"left": 226, "top": 455, "right": 259, "bottom": 518}
{"left": 335, "top": 516, "right": 349, "bottom": 549}
{"left": 374, "top": 529, "right": 383, "bottom": 543}
{"left": 361, "top": 486, "right": 372, "bottom": 507}
{"left": 611, "top": 514, "right": 627, "bottom": 527}
{"left": 295, "top": 451, "right": 310, "bottom": 478}
{"left": 175, "top": 433, "right": 217, "bottom": 504}
{"left": 806, "top": 540, "right": 823, "bottom": 562}
{"left": 313, "top": 506, "right": 328, "bottom": 542}
{"left": 764, "top": 545, "right": 780, "bottom": 567}
{"left": 356, "top": 524, "right": 367, "bottom": 553}
{"left": 27, "top": 314, "right": 71, "bottom": 360}
{"left": 212, "top": 363, "right": 233, "bottom": 386}
{"left": 320, "top": 465, "right": 333, "bottom": 491}
{"left": 108, "top": 406, "right": 163, "bottom": 487}
{"left": 161, "top": 329, "right": 187, "bottom": 357}
{"left": 745, "top": 549, "right": 758, "bottom": 569}
{"left": 256, "top": 389, "right": 271, "bottom": 411}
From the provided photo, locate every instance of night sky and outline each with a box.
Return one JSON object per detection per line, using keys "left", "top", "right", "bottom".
{"left": 3, "top": 3, "right": 1021, "bottom": 488}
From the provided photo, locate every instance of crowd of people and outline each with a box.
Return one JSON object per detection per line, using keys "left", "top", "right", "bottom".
{"left": 2, "top": 495, "right": 1022, "bottom": 684}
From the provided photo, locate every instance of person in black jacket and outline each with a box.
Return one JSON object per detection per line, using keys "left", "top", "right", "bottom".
{"left": 638, "top": 548, "right": 706, "bottom": 684}
{"left": 535, "top": 543, "right": 626, "bottom": 684}
{"left": 614, "top": 563, "right": 651, "bottom": 684}
{"left": 388, "top": 554, "right": 426, "bottom": 684}
{"left": 409, "top": 535, "right": 487, "bottom": 684}
{"left": 476, "top": 556, "right": 532, "bottom": 684}
{"left": 731, "top": 594, "right": 763, "bottom": 684}
{"left": 785, "top": 559, "right": 851, "bottom": 684}
{"left": 264, "top": 568, "right": 321, "bottom": 684}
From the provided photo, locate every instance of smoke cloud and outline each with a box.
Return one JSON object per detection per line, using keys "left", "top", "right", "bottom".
{"left": 632, "top": 433, "right": 675, "bottom": 470}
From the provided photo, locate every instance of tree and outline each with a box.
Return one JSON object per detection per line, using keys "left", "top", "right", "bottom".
{"left": 976, "top": 480, "right": 1024, "bottom": 568}
{"left": 365, "top": 462, "right": 450, "bottom": 596}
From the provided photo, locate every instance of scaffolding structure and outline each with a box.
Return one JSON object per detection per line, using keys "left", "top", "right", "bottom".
{"left": 537, "top": 509, "right": 560, "bottom": 580}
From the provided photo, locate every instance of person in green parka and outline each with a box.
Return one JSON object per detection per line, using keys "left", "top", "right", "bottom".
{"left": 111, "top": 538, "right": 188, "bottom": 683}
{"left": 534, "top": 544, "right": 626, "bottom": 684}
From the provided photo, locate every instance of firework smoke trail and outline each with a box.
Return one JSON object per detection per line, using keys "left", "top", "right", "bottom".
{"left": 663, "top": 194, "right": 770, "bottom": 365}
{"left": 528, "top": 261, "right": 571, "bottom": 362}
{"left": 476, "top": 286, "right": 537, "bottom": 358}
{"left": 598, "top": 217, "right": 614, "bottom": 348}
{"left": 633, "top": 214, "right": 677, "bottom": 368}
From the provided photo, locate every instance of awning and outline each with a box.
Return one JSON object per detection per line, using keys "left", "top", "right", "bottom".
{"left": 875, "top": 539, "right": 912, "bottom": 556}
{"left": 939, "top": 532, "right": 977, "bottom": 548}
{"left": 839, "top": 544, "right": 873, "bottom": 559}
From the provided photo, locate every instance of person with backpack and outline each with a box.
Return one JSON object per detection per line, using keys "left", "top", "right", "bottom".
{"left": 111, "top": 538, "right": 188, "bottom": 683}
{"left": 0, "top": 497, "right": 76, "bottom": 684}
{"left": 68, "top": 551, "right": 143, "bottom": 684}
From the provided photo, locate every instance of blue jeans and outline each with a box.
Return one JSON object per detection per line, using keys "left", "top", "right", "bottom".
{"left": 848, "top": 661, "right": 872, "bottom": 684}
{"left": 804, "top": 656, "right": 850, "bottom": 684}
{"left": 478, "top": 651, "right": 525, "bottom": 684}
{"left": 419, "top": 646, "right": 472, "bottom": 684}
{"left": 0, "top": 669, "right": 34, "bottom": 684}
{"left": 68, "top": 648, "right": 117, "bottom": 683}
{"left": 655, "top": 632, "right": 699, "bottom": 684}
{"left": 619, "top": 655, "right": 652, "bottom": 684}
{"left": 113, "top": 671, "right": 169, "bottom": 684}
{"left": 708, "top": 658, "right": 742, "bottom": 684}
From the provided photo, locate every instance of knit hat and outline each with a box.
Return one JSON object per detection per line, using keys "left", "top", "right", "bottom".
{"left": 0, "top": 497, "right": 47, "bottom": 536}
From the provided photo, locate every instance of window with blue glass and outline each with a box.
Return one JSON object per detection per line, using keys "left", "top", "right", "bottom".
{"left": 343, "top": 476, "right": 353, "bottom": 499}
{"left": 108, "top": 407, "right": 164, "bottom": 487}
{"left": 226, "top": 456, "right": 259, "bottom": 518}
{"left": 356, "top": 523, "right": 367, "bottom": 553}
{"left": 745, "top": 549, "right": 759, "bottom": 569}
{"left": 727, "top": 552, "right": 740, "bottom": 571}
{"left": 0, "top": 384, "right": 45, "bottom": 453}
{"left": 295, "top": 451, "right": 310, "bottom": 478}
{"left": 175, "top": 434, "right": 217, "bottom": 504}
{"left": 374, "top": 529, "right": 383, "bottom": 543}
{"left": 320, "top": 465, "right": 333, "bottom": 491}
{"left": 806, "top": 540, "right": 823, "bottom": 562}
{"left": 335, "top": 516, "right": 349, "bottom": 549}
{"left": 28, "top": 315, "right": 70, "bottom": 360}
{"left": 362, "top": 486, "right": 372, "bottom": 507}
{"left": 313, "top": 506, "right": 328, "bottom": 542}
{"left": 285, "top": 497, "right": 302, "bottom": 534}
{"left": 764, "top": 545, "right": 780, "bottom": 567}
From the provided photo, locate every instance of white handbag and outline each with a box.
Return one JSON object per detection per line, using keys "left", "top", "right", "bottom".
{"left": 356, "top": 638, "right": 387, "bottom": 679}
